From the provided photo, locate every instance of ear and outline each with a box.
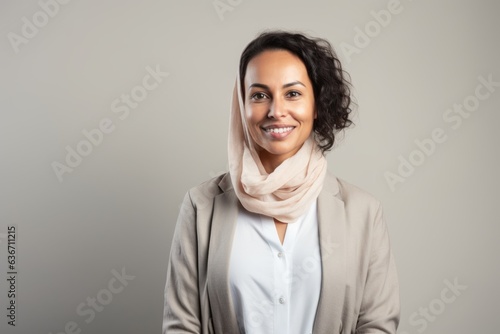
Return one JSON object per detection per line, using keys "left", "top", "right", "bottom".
{"left": 314, "top": 109, "right": 318, "bottom": 119}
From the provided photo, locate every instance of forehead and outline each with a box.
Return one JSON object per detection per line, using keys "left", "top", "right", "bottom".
{"left": 244, "top": 50, "right": 309, "bottom": 85}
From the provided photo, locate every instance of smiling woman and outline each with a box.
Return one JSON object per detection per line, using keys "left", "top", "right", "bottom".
{"left": 163, "top": 30, "right": 400, "bottom": 334}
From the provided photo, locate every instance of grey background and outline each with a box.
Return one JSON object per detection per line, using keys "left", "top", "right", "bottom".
{"left": 1, "top": 0, "right": 499, "bottom": 333}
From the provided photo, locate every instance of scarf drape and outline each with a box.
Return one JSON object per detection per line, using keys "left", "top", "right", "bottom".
{"left": 228, "top": 74, "right": 327, "bottom": 223}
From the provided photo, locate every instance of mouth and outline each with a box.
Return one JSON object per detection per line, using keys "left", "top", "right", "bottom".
{"left": 262, "top": 126, "right": 295, "bottom": 134}
{"left": 261, "top": 125, "right": 296, "bottom": 138}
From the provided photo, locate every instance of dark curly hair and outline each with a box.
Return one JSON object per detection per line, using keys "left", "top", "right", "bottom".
{"left": 239, "top": 30, "right": 354, "bottom": 153}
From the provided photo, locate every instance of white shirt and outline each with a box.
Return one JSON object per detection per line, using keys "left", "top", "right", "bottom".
{"left": 229, "top": 200, "right": 322, "bottom": 334}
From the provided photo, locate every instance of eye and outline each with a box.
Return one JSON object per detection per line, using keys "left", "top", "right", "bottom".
{"left": 286, "top": 90, "right": 301, "bottom": 98}
{"left": 250, "top": 92, "right": 269, "bottom": 100}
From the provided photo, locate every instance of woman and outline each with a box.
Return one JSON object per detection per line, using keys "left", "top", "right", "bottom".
{"left": 163, "top": 30, "right": 400, "bottom": 334}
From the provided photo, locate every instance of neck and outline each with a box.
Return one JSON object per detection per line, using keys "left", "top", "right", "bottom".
{"left": 258, "top": 151, "right": 290, "bottom": 174}
{"left": 261, "top": 159, "right": 281, "bottom": 174}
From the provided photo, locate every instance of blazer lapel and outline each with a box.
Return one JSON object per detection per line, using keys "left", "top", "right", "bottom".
{"left": 206, "top": 173, "right": 240, "bottom": 333}
{"left": 313, "top": 172, "right": 347, "bottom": 333}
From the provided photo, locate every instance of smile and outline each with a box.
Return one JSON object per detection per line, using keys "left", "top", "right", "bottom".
{"left": 261, "top": 126, "right": 296, "bottom": 139}
{"left": 264, "top": 126, "right": 295, "bottom": 134}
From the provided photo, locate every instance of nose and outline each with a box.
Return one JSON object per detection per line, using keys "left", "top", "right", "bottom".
{"left": 267, "top": 97, "right": 287, "bottom": 118}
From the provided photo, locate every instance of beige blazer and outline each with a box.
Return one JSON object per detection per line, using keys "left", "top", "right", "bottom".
{"left": 163, "top": 171, "right": 400, "bottom": 334}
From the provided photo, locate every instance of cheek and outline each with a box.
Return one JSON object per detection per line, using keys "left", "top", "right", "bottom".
{"left": 245, "top": 105, "right": 266, "bottom": 126}
{"left": 296, "top": 105, "right": 316, "bottom": 124}
{"left": 244, "top": 112, "right": 257, "bottom": 130}
{"left": 243, "top": 105, "right": 254, "bottom": 128}
{"left": 244, "top": 108, "right": 262, "bottom": 141}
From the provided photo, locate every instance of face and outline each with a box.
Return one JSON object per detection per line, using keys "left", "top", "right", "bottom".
{"left": 243, "top": 50, "right": 316, "bottom": 171}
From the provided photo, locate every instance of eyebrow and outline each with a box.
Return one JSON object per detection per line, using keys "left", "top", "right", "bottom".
{"left": 248, "top": 81, "right": 306, "bottom": 91}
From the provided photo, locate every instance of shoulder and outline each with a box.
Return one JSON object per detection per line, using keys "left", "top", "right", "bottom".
{"left": 185, "top": 172, "right": 231, "bottom": 208}
{"left": 325, "top": 171, "right": 382, "bottom": 213}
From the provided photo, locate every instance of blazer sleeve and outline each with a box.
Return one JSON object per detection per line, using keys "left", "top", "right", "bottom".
{"left": 356, "top": 202, "right": 400, "bottom": 334}
{"left": 163, "top": 191, "right": 201, "bottom": 334}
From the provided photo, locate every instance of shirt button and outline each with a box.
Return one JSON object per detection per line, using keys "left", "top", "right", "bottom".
{"left": 279, "top": 297, "right": 285, "bottom": 304}
{"left": 277, "top": 252, "right": 284, "bottom": 258}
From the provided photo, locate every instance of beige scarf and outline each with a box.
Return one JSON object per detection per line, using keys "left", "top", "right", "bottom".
{"left": 228, "top": 75, "right": 327, "bottom": 223}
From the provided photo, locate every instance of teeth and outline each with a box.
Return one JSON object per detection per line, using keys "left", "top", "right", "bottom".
{"left": 266, "top": 127, "right": 294, "bottom": 133}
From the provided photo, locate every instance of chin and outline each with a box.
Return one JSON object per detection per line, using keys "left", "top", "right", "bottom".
{"left": 260, "top": 144, "right": 297, "bottom": 158}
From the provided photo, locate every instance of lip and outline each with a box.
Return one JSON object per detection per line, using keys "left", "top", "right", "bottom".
{"left": 261, "top": 124, "right": 296, "bottom": 139}
{"left": 261, "top": 123, "right": 296, "bottom": 130}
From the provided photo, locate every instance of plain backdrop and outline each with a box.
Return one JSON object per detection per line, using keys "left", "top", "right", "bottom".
{"left": 1, "top": 0, "right": 499, "bottom": 333}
